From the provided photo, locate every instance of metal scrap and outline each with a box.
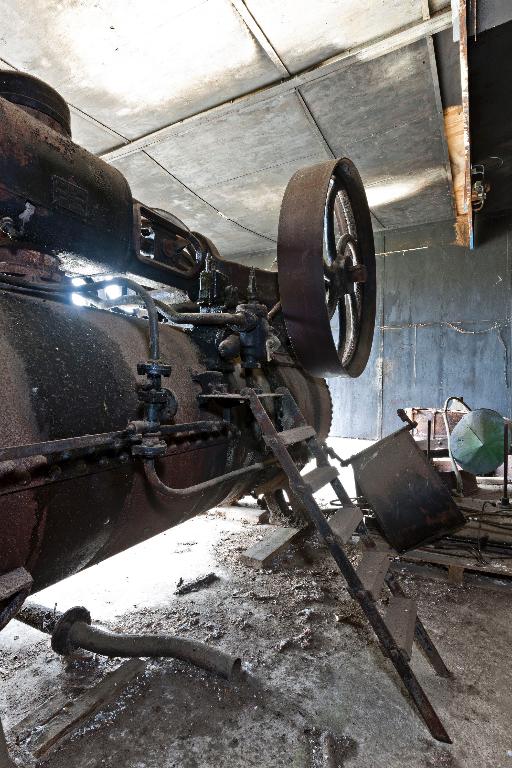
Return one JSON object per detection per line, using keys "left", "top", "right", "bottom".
{"left": 175, "top": 573, "right": 220, "bottom": 596}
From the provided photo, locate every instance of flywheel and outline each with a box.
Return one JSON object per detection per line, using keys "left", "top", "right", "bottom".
{"left": 277, "top": 158, "right": 376, "bottom": 378}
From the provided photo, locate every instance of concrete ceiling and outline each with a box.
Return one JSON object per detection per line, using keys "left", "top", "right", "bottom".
{"left": 0, "top": 0, "right": 455, "bottom": 265}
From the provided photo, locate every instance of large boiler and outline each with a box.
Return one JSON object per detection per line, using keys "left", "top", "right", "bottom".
{"left": 0, "top": 71, "right": 376, "bottom": 627}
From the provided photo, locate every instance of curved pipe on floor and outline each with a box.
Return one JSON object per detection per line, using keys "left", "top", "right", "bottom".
{"left": 16, "top": 603, "right": 241, "bottom": 681}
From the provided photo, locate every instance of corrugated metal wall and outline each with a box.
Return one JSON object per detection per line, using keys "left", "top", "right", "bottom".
{"left": 329, "top": 216, "right": 512, "bottom": 438}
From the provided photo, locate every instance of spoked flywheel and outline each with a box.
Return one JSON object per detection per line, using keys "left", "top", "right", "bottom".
{"left": 277, "top": 158, "right": 376, "bottom": 378}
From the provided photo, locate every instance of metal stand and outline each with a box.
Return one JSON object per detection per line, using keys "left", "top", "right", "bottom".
{"left": 239, "top": 386, "right": 452, "bottom": 743}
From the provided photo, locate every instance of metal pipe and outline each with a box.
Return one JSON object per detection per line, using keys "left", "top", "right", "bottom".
{"left": 0, "top": 429, "right": 129, "bottom": 462}
{"left": 267, "top": 300, "right": 282, "bottom": 321}
{"left": 99, "top": 291, "right": 250, "bottom": 327}
{"left": 81, "top": 278, "right": 160, "bottom": 360}
{"left": 442, "top": 396, "right": 471, "bottom": 496}
{"left": 143, "top": 458, "right": 265, "bottom": 498}
{"left": 154, "top": 300, "right": 250, "bottom": 328}
{"left": 69, "top": 622, "right": 240, "bottom": 679}
{"left": 16, "top": 603, "right": 240, "bottom": 680}
{"left": 502, "top": 421, "right": 510, "bottom": 507}
{"left": 0, "top": 421, "right": 231, "bottom": 464}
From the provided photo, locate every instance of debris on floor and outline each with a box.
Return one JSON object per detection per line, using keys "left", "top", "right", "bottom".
{"left": 1, "top": 514, "right": 511, "bottom": 768}
{"left": 174, "top": 573, "right": 220, "bottom": 596}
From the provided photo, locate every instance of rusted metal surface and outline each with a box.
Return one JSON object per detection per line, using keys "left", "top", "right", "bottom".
{"left": 0, "top": 91, "right": 134, "bottom": 273}
{"left": 0, "top": 248, "right": 62, "bottom": 282}
{"left": 350, "top": 428, "right": 466, "bottom": 553}
{"left": 0, "top": 567, "right": 32, "bottom": 602}
{"left": 0, "top": 70, "right": 71, "bottom": 136}
{"left": 0, "top": 72, "right": 338, "bottom": 621}
{"left": 406, "top": 407, "right": 465, "bottom": 450}
{"left": 0, "top": 289, "right": 328, "bottom": 593}
{"left": 0, "top": 71, "right": 280, "bottom": 306}
{"left": 277, "top": 157, "right": 376, "bottom": 378}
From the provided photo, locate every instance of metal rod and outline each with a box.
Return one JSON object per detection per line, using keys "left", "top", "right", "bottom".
{"left": 81, "top": 278, "right": 160, "bottom": 360}
{"left": 143, "top": 458, "right": 265, "bottom": 498}
{"left": 427, "top": 418, "right": 432, "bottom": 462}
{"left": 0, "top": 421, "right": 231, "bottom": 463}
{"left": 354, "top": 520, "right": 452, "bottom": 678}
{"left": 154, "top": 300, "right": 249, "bottom": 328}
{"left": 442, "top": 395, "right": 471, "bottom": 496}
{"left": 0, "top": 430, "right": 128, "bottom": 462}
{"left": 267, "top": 300, "right": 282, "bottom": 321}
{"left": 502, "top": 422, "right": 510, "bottom": 507}
{"left": 385, "top": 572, "right": 452, "bottom": 678}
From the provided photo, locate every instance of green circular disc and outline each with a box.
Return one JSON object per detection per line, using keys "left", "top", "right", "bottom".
{"left": 450, "top": 408, "right": 507, "bottom": 475}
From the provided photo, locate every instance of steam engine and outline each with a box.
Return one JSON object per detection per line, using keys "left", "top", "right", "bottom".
{"left": 0, "top": 71, "right": 375, "bottom": 625}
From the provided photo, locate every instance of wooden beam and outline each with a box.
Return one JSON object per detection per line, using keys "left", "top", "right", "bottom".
{"left": 241, "top": 526, "right": 303, "bottom": 568}
{"left": 100, "top": 10, "right": 453, "bottom": 163}
{"left": 13, "top": 659, "right": 146, "bottom": 758}
{"left": 444, "top": 104, "right": 466, "bottom": 216}
{"left": 457, "top": 0, "right": 473, "bottom": 247}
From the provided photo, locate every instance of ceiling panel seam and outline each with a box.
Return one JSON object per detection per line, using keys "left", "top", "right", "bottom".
{"left": 294, "top": 89, "right": 386, "bottom": 228}
{"left": 143, "top": 151, "right": 277, "bottom": 244}
{"left": 196, "top": 151, "right": 325, "bottom": 190}
{"left": 229, "top": 0, "right": 290, "bottom": 77}
{"left": 340, "top": 115, "right": 441, "bottom": 152}
{"left": 100, "top": 10, "right": 453, "bottom": 163}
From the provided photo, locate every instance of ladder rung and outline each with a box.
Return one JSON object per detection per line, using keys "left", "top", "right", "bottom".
{"left": 356, "top": 550, "right": 390, "bottom": 599}
{"left": 329, "top": 506, "right": 363, "bottom": 543}
{"left": 301, "top": 464, "right": 338, "bottom": 493}
{"left": 385, "top": 596, "right": 417, "bottom": 659}
{"left": 270, "top": 425, "right": 316, "bottom": 447}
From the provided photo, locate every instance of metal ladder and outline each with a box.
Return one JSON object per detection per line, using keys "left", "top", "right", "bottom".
{"left": 238, "top": 385, "right": 452, "bottom": 743}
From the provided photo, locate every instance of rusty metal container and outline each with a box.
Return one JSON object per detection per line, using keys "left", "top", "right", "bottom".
{"left": 0, "top": 72, "right": 135, "bottom": 274}
{"left": 351, "top": 428, "right": 465, "bottom": 552}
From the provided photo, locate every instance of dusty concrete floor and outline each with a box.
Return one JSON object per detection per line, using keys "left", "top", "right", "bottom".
{"left": 1, "top": 451, "right": 512, "bottom": 767}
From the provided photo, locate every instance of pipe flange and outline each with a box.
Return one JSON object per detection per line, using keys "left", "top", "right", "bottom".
{"left": 51, "top": 606, "right": 91, "bottom": 655}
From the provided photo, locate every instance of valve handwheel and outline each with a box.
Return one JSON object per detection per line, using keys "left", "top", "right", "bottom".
{"left": 277, "top": 158, "right": 376, "bottom": 378}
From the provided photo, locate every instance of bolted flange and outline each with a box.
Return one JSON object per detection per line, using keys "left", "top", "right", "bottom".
{"left": 51, "top": 606, "right": 91, "bottom": 655}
